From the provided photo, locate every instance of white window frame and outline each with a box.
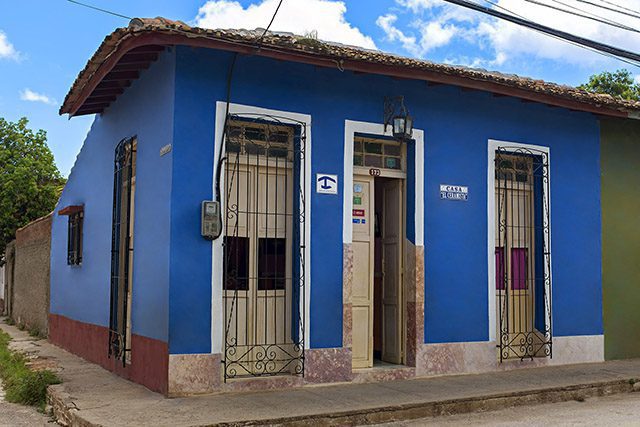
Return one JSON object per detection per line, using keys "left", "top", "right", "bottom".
{"left": 487, "top": 139, "right": 552, "bottom": 342}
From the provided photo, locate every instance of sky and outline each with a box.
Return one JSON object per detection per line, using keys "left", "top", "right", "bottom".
{"left": 1, "top": 0, "right": 639, "bottom": 176}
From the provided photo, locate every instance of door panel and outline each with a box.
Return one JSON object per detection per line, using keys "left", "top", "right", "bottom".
{"left": 352, "top": 176, "right": 374, "bottom": 368}
{"left": 224, "top": 161, "right": 296, "bottom": 375}
{"left": 381, "top": 179, "right": 403, "bottom": 364}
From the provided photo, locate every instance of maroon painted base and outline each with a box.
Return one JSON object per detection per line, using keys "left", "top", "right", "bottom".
{"left": 48, "top": 314, "right": 168, "bottom": 394}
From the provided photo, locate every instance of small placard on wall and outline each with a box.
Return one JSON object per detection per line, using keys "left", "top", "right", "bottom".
{"left": 440, "top": 184, "right": 468, "bottom": 201}
{"left": 160, "top": 144, "right": 172, "bottom": 156}
{"left": 316, "top": 174, "right": 338, "bottom": 194}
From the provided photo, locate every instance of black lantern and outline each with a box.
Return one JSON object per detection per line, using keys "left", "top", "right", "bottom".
{"left": 384, "top": 96, "right": 413, "bottom": 141}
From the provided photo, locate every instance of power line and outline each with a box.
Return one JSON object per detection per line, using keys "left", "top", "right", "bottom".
{"left": 591, "top": 0, "right": 640, "bottom": 16}
{"left": 478, "top": 0, "right": 640, "bottom": 67}
{"left": 255, "top": 0, "right": 285, "bottom": 46}
{"left": 66, "top": 0, "right": 131, "bottom": 20}
{"left": 453, "top": 0, "right": 640, "bottom": 66}
{"left": 574, "top": 0, "right": 640, "bottom": 20}
{"left": 525, "top": 0, "right": 640, "bottom": 33}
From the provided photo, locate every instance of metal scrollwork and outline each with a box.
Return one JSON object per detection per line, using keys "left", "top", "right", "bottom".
{"left": 221, "top": 114, "right": 306, "bottom": 381}
{"left": 495, "top": 147, "right": 553, "bottom": 362}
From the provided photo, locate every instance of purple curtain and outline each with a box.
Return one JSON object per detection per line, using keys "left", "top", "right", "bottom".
{"left": 495, "top": 247, "right": 505, "bottom": 290}
{"left": 511, "top": 248, "right": 528, "bottom": 290}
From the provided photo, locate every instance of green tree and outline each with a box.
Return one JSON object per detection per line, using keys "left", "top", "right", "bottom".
{"left": 578, "top": 69, "right": 640, "bottom": 101}
{"left": 0, "top": 117, "right": 64, "bottom": 260}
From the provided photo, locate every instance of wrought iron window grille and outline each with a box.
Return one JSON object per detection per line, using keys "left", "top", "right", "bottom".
{"left": 108, "top": 136, "right": 137, "bottom": 365}
{"left": 67, "top": 211, "right": 83, "bottom": 266}
{"left": 495, "top": 147, "right": 552, "bottom": 362}
{"left": 221, "top": 114, "right": 306, "bottom": 380}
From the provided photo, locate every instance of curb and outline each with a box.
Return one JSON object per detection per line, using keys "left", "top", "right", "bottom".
{"left": 47, "top": 378, "right": 636, "bottom": 426}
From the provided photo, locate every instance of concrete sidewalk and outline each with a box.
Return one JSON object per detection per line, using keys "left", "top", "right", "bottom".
{"left": 1, "top": 320, "right": 639, "bottom": 426}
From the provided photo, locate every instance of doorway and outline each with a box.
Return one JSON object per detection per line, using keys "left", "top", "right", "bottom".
{"left": 351, "top": 136, "right": 406, "bottom": 369}
{"left": 221, "top": 117, "right": 305, "bottom": 379}
{"left": 493, "top": 147, "right": 552, "bottom": 361}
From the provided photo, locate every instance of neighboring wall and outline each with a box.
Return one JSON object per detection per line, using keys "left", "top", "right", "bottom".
{"left": 12, "top": 214, "right": 52, "bottom": 335}
{"left": 601, "top": 118, "right": 640, "bottom": 360}
{"left": 49, "top": 48, "right": 176, "bottom": 394}
{"left": 3, "top": 241, "right": 15, "bottom": 317}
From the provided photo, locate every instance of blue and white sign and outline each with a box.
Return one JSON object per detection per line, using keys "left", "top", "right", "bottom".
{"left": 316, "top": 174, "right": 338, "bottom": 194}
{"left": 440, "top": 184, "right": 468, "bottom": 201}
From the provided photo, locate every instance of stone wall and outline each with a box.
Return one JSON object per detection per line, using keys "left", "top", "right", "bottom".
{"left": 11, "top": 213, "right": 52, "bottom": 335}
{"left": 3, "top": 241, "right": 16, "bottom": 317}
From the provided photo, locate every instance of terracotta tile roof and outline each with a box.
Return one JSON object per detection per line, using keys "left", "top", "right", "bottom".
{"left": 60, "top": 17, "right": 640, "bottom": 118}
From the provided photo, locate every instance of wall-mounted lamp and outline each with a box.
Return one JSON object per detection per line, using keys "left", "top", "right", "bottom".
{"left": 384, "top": 96, "right": 413, "bottom": 142}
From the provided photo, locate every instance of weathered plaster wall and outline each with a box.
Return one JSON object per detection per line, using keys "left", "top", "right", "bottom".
{"left": 171, "top": 47, "right": 603, "bottom": 355}
{"left": 601, "top": 118, "right": 640, "bottom": 360}
{"left": 12, "top": 214, "right": 52, "bottom": 334}
{"left": 49, "top": 49, "right": 176, "bottom": 393}
{"left": 50, "top": 49, "right": 175, "bottom": 341}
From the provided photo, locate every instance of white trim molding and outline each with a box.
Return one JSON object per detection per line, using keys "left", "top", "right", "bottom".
{"left": 212, "top": 101, "right": 312, "bottom": 354}
{"left": 487, "top": 139, "right": 552, "bottom": 342}
{"left": 343, "top": 120, "right": 424, "bottom": 246}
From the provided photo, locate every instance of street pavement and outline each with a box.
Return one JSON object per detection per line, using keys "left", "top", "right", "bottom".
{"left": 2, "top": 319, "right": 640, "bottom": 426}
{"left": 0, "top": 381, "right": 51, "bottom": 426}
{"left": 385, "top": 392, "right": 640, "bottom": 426}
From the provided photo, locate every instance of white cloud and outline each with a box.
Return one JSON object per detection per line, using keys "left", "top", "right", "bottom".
{"left": 20, "top": 89, "right": 57, "bottom": 106}
{"left": 194, "top": 0, "right": 376, "bottom": 49}
{"left": 376, "top": 14, "right": 419, "bottom": 55}
{"left": 380, "top": 0, "right": 640, "bottom": 68}
{"left": 377, "top": 13, "right": 459, "bottom": 56}
{"left": 484, "top": 0, "right": 640, "bottom": 66}
{"left": 0, "top": 30, "right": 19, "bottom": 60}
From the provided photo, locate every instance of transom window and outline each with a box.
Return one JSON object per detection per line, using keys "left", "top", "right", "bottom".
{"left": 226, "top": 121, "right": 295, "bottom": 160}
{"left": 495, "top": 154, "right": 533, "bottom": 183}
{"left": 353, "top": 136, "right": 404, "bottom": 171}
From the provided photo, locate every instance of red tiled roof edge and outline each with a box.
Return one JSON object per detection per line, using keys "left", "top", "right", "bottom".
{"left": 59, "top": 17, "right": 640, "bottom": 118}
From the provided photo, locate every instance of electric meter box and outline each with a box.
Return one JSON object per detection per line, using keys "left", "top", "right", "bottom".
{"left": 201, "top": 200, "right": 221, "bottom": 240}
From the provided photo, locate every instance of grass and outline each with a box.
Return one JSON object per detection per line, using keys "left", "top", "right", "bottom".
{"left": 27, "top": 326, "right": 47, "bottom": 340}
{"left": 0, "top": 330, "right": 60, "bottom": 410}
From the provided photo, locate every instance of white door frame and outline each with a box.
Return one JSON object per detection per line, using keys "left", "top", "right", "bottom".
{"left": 212, "top": 101, "right": 312, "bottom": 354}
{"left": 487, "top": 139, "right": 552, "bottom": 342}
{"left": 343, "top": 120, "right": 424, "bottom": 246}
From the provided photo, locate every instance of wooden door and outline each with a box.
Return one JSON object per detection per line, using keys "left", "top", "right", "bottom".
{"left": 381, "top": 179, "right": 403, "bottom": 364}
{"left": 224, "top": 162, "right": 295, "bottom": 374}
{"left": 352, "top": 175, "right": 375, "bottom": 368}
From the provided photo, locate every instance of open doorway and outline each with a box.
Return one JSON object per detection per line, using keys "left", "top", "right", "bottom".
{"left": 373, "top": 177, "right": 404, "bottom": 366}
{"left": 351, "top": 134, "right": 406, "bottom": 369}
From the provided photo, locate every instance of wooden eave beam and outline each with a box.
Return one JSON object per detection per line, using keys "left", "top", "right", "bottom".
{"left": 112, "top": 62, "right": 151, "bottom": 71}
{"left": 58, "top": 205, "right": 84, "bottom": 216}
{"left": 118, "top": 52, "right": 159, "bottom": 63}
{"left": 128, "top": 45, "right": 165, "bottom": 53}
{"left": 79, "top": 102, "right": 111, "bottom": 110}
{"left": 65, "top": 31, "right": 630, "bottom": 118}
{"left": 84, "top": 95, "right": 117, "bottom": 104}
{"left": 91, "top": 87, "right": 124, "bottom": 97}
{"left": 95, "top": 80, "right": 131, "bottom": 90}
{"left": 102, "top": 71, "right": 138, "bottom": 81}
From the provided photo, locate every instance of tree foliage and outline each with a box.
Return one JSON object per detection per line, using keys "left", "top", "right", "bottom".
{"left": 0, "top": 117, "right": 64, "bottom": 258}
{"left": 578, "top": 69, "right": 640, "bottom": 101}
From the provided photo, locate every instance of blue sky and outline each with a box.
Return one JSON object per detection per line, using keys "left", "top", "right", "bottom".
{"left": 1, "top": 0, "right": 638, "bottom": 176}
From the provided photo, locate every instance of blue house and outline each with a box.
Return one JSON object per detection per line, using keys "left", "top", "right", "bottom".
{"left": 49, "top": 17, "right": 639, "bottom": 395}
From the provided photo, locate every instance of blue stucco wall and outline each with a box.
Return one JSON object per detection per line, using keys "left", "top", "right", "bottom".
{"left": 169, "top": 46, "right": 602, "bottom": 354}
{"left": 50, "top": 49, "right": 176, "bottom": 343}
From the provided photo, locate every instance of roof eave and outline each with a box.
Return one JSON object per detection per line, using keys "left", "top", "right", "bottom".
{"left": 60, "top": 29, "right": 634, "bottom": 119}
